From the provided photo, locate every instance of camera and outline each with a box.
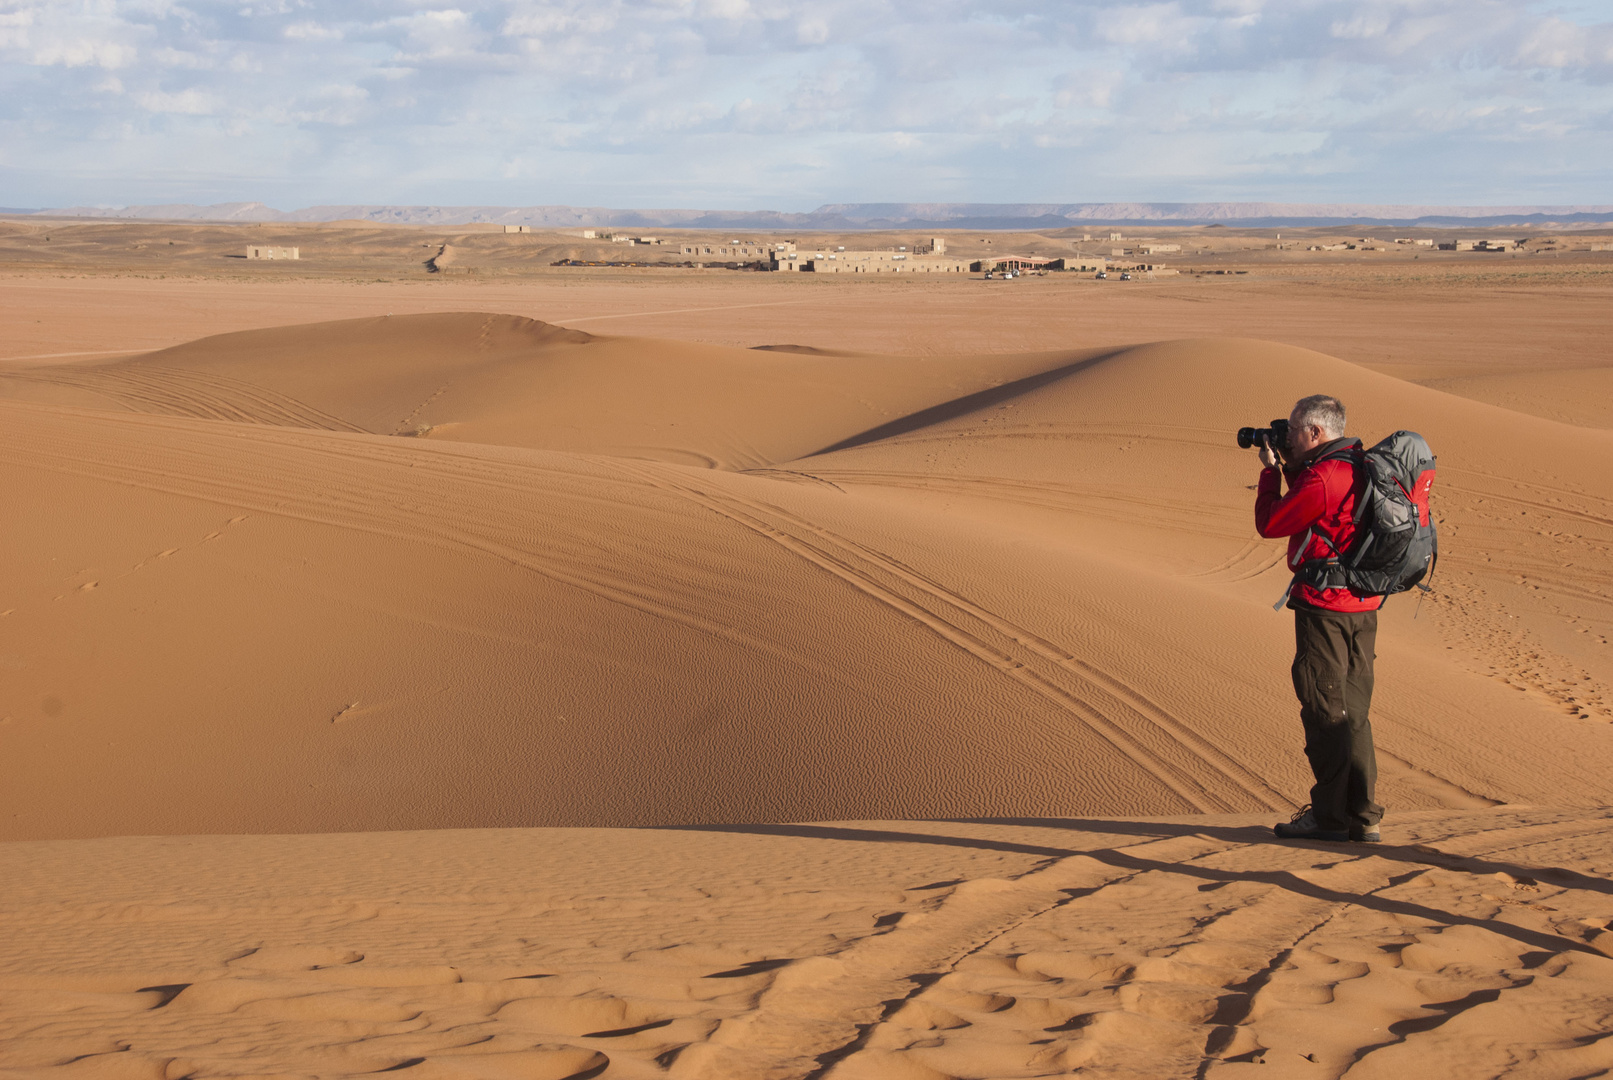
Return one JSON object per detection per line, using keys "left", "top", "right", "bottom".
{"left": 1237, "top": 418, "right": 1290, "bottom": 456}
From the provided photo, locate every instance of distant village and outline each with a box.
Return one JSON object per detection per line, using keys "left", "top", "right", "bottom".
{"left": 558, "top": 230, "right": 1170, "bottom": 275}
{"left": 217, "top": 223, "right": 1613, "bottom": 273}
{"left": 540, "top": 226, "right": 1608, "bottom": 275}
{"left": 1304, "top": 237, "right": 1515, "bottom": 251}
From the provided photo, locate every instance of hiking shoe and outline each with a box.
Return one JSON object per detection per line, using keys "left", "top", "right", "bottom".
{"left": 1351, "top": 823, "right": 1382, "bottom": 843}
{"left": 1273, "top": 805, "right": 1350, "bottom": 842}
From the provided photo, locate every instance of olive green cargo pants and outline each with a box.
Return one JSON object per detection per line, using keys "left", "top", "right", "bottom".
{"left": 1292, "top": 605, "right": 1385, "bottom": 832}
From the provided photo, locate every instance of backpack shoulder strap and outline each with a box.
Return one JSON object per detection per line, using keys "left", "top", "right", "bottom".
{"left": 1313, "top": 444, "right": 1360, "bottom": 466}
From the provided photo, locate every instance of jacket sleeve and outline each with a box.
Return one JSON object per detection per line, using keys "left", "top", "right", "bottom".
{"left": 1255, "top": 466, "right": 1326, "bottom": 538}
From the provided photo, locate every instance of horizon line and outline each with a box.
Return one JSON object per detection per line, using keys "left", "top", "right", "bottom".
{"left": 12, "top": 199, "right": 1613, "bottom": 231}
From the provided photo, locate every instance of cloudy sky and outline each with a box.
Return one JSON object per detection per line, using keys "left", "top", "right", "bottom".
{"left": 1, "top": 0, "right": 1609, "bottom": 210}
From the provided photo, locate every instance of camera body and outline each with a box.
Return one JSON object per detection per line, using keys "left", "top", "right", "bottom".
{"left": 1237, "top": 418, "right": 1291, "bottom": 457}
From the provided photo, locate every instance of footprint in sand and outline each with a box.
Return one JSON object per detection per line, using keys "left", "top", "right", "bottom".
{"left": 883, "top": 1000, "right": 971, "bottom": 1031}
{"left": 496, "top": 995, "right": 664, "bottom": 1037}
{"left": 386, "top": 1048, "right": 607, "bottom": 1080}
{"left": 199, "top": 516, "right": 250, "bottom": 545}
{"left": 228, "top": 945, "right": 365, "bottom": 971}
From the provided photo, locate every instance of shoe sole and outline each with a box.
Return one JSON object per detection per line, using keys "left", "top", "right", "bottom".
{"left": 1273, "top": 829, "right": 1350, "bottom": 842}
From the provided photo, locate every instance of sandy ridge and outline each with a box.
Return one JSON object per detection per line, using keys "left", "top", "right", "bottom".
{"left": 4, "top": 812, "right": 1613, "bottom": 1078}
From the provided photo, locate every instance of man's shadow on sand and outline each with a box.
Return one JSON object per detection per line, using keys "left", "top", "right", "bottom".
{"left": 660, "top": 816, "right": 1613, "bottom": 962}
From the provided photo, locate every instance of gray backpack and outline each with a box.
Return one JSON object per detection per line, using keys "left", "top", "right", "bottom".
{"left": 1297, "top": 431, "right": 1438, "bottom": 599}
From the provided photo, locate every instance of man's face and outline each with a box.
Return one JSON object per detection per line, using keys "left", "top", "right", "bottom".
{"left": 1288, "top": 408, "right": 1327, "bottom": 457}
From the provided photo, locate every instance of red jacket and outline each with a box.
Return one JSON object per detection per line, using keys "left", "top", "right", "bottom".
{"left": 1255, "top": 438, "right": 1383, "bottom": 613}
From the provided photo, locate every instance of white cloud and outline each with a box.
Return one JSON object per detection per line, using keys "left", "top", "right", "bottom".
{"left": 284, "top": 21, "right": 340, "bottom": 41}
{"left": 31, "top": 35, "right": 138, "bottom": 67}
{"left": 502, "top": 6, "right": 620, "bottom": 38}
{"left": 151, "top": 46, "right": 218, "bottom": 69}
{"left": 389, "top": 7, "right": 484, "bottom": 58}
{"left": 0, "top": 0, "right": 1608, "bottom": 207}
{"left": 0, "top": 7, "right": 35, "bottom": 50}
{"left": 1514, "top": 16, "right": 1613, "bottom": 68}
{"left": 1328, "top": 10, "right": 1393, "bottom": 41}
{"left": 135, "top": 87, "right": 217, "bottom": 113}
{"left": 795, "top": 16, "right": 827, "bottom": 44}
{"left": 1095, "top": 3, "right": 1198, "bottom": 47}
{"left": 1055, "top": 69, "right": 1125, "bottom": 110}
{"left": 699, "top": 0, "right": 754, "bottom": 20}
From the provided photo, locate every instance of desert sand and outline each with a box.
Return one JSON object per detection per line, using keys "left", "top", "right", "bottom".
{"left": 2, "top": 227, "right": 1612, "bottom": 1076}
{"left": 6, "top": 811, "right": 1613, "bottom": 1079}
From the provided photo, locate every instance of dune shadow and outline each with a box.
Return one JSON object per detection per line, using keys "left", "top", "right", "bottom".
{"left": 658, "top": 818, "right": 1613, "bottom": 961}
{"left": 806, "top": 349, "right": 1125, "bottom": 457}
{"left": 750, "top": 344, "right": 860, "bottom": 357}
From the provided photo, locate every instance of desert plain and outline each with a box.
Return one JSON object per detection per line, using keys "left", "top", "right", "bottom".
{"left": 3, "top": 219, "right": 1613, "bottom": 1079}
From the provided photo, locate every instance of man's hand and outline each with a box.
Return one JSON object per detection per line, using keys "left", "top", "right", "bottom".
{"left": 1258, "top": 436, "right": 1282, "bottom": 471}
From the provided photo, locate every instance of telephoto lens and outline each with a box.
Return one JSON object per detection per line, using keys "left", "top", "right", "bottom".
{"left": 1236, "top": 419, "right": 1291, "bottom": 454}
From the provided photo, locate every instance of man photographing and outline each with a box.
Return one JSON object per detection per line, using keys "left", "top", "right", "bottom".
{"left": 1254, "top": 394, "right": 1385, "bottom": 844}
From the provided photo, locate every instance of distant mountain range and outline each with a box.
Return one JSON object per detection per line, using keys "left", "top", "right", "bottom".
{"left": 22, "top": 201, "right": 1613, "bottom": 229}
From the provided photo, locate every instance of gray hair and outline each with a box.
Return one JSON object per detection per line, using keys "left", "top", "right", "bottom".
{"left": 1292, "top": 394, "right": 1346, "bottom": 439}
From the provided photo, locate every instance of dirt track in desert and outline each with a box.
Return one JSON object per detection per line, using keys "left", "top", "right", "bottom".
{"left": 2, "top": 240, "right": 1612, "bottom": 1077}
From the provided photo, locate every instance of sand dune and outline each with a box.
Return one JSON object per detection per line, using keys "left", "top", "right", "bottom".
{"left": 0, "top": 312, "right": 1071, "bottom": 468}
{"left": 3, "top": 314, "right": 1611, "bottom": 839}
{"left": 4, "top": 810, "right": 1613, "bottom": 1079}
{"left": 5, "top": 296, "right": 1613, "bottom": 1079}
{"left": 1416, "top": 367, "right": 1613, "bottom": 429}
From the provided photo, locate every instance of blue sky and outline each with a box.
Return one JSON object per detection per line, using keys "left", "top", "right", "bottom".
{"left": 1, "top": 0, "right": 1609, "bottom": 210}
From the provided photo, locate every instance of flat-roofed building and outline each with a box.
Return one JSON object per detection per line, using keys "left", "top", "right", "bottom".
{"left": 971, "top": 255, "right": 1074, "bottom": 272}
{"left": 246, "top": 246, "right": 298, "bottom": 260}
{"left": 681, "top": 241, "right": 778, "bottom": 261}
{"left": 799, "top": 249, "right": 970, "bottom": 273}
{"left": 503, "top": 225, "right": 530, "bottom": 233}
